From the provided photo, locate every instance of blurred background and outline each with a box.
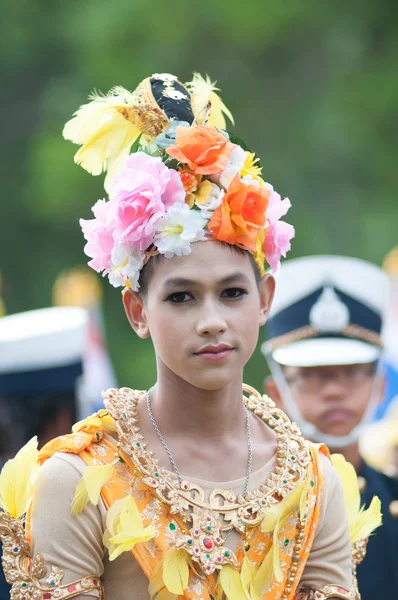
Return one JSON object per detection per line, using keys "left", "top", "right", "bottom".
{"left": 1, "top": 0, "right": 397, "bottom": 392}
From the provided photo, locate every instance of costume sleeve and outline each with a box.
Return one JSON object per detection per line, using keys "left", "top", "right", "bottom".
{"left": 30, "top": 452, "right": 105, "bottom": 596}
{"left": 299, "top": 452, "right": 354, "bottom": 592}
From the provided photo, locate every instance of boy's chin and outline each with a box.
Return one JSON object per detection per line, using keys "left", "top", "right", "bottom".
{"left": 178, "top": 369, "right": 242, "bottom": 392}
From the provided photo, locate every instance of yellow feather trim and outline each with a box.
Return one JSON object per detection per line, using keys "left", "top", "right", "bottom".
{"left": 162, "top": 547, "right": 190, "bottom": 595}
{"left": 148, "top": 560, "right": 178, "bottom": 600}
{"left": 219, "top": 564, "right": 247, "bottom": 600}
{"left": 253, "top": 479, "right": 305, "bottom": 595}
{"left": 71, "top": 461, "right": 115, "bottom": 516}
{"left": 240, "top": 555, "right": 260, "bottom": 600}
{"left": 330, "top": 453, "right": 361, "bottom": 523}
{"left": 63, "top": 86, "right": 141, "bottom": 187}
{"left": 331, "top": 453, "right": 382, "bottom": 543}
{"left": 103, "top": 495, "right": 156, "bottom": 561}
{"left": 0, "top": 437, "right": 39, "bottom": 519}
{"left": 350, "top": 496, "right": 382, "bottom": 543}
{"left": 186, "top": 73, "right": 234, "bottom": 129}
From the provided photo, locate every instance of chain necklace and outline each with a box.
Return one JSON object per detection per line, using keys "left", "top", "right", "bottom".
{"left": 146, "top": 387, "right": 253, "bottom": 502}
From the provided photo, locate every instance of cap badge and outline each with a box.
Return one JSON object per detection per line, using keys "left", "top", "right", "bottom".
{"left": 309, "top": 286, "right": 350, "bottom": 333}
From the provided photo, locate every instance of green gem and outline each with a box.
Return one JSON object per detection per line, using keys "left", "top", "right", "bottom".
{"left": 245, "top": 544, "right": 251, "bottom": 551}
{"left": 188, "top": 539, "right": 193, "bottom": 545}
{"left": 155, "top": 472, "right": 159, "bottom": 477}
{"left": 207, "top": 526, "right": 212, "bottom": 531}
{"left": 21, "top": 584, "right": 27, "bottom": 588}
{"left": 136, "top": 442, "right": 141, "bottom": 447}
{"left": 262, "top": 500, "right": 266, "bottom": 505}
{"left": 284, "top": 539, "right": 289, "bottom": 547}
{"left": 169, "top": 523, "right": 176, "bottom": 531}
{"left": 285, "top": 425, "right": 289, "bottom": 429}
{"left": 206, "top": 554, "right": 210, "bottom": 559}
{"left": 118, "top": 457, "right": 125, "bottom": 463}
{"left": 261, "top": 402, "right": 265, "bottom": 406}
{"left": 225, "top": 551, "right": 231, "bottom": 557}
{"left": 291, "top": 456, "right": 296, "bottom": 461}
{"left": 283, "top": 479, "right": 287, "bottom": 484}
{"left": 122, "top": 412, "right": 127, "bottom": 418}
{"left": 310, "top": 480, "right": 315, "bottom": 488}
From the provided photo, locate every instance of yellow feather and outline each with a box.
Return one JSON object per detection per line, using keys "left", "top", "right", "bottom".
{"left": 350, "top": 496, "right": 382, "bottom": 543}
{"left": 261, "top": 479, "right": 305, "bottom": 534}
{"left": 63, "top": 86, "right": 141, "bottom": 181}
{"left": 70, "top": 477, "right": 89, "bottom": 517}
{"left": 71, "top": 461, "right": 115, "bottom": 515}
{"left": 63, "top": 87, "right": 135, "bottom": 143}
{"left": 0, "top": 437, "right": 39, "bottom": 518}
{"left": 13, "top": 436, "right": 38, "bottom": 464}
{"left": 240, "top": 555, "right": 259, "bottom": 600}
{"left": 251, "top": 540, "right": 274, "bottom": 597}
{"left": 330, "top": 453, "right": 360, "bottom": 523}
{"left": 148, "top": 560, "right": 178, "bottom": 600}
{"left": 187, "top": 73, "right": 234, "bottom": 128}
{"left": 162, "top": 547, "right": 190, "bottom": 595}
{"left": 255, "top": 481, "right": 305, "bottom": 595}
{"left": 105, "top": 495, "right": 156, "bottom": 561}
{"left": 219, "top": 564, "right": 246, "bottom": 600}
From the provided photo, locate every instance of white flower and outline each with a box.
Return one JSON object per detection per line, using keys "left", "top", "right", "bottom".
{"left": 196, "top": 183, "right": 225, "bottom": 219}
{"left": 154, "top": 203, "right": 207, "bottom": 258}
{"left": 241, "top": 174, "right": 262, "bottom": 188}
{"left": 217, "top": 145, "right": 246, "bottom": 188}
{"left": 108, "top": 243, "right": 145, "bottom": 290}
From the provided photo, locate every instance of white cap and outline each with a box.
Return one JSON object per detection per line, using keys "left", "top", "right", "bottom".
{"left": 265, "top": 255, "right": 390, "bottom": 367}
{"left": 0, "top": 306, "right": 88, "bottom": 374}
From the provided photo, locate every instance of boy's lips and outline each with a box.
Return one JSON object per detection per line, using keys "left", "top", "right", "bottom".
{"left": 321, "top": 408, "right": 355, "bottom": 425}
{"left": 194, "top": 344, "right": 234, "bottom": 361}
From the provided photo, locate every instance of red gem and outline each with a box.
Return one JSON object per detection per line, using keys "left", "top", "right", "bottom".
{"left": 67, "top": 585, "right": 77, "bottom": 592}
{"left": 43, "top": 595, "right": 52, "bottom": 599}
{"left": 203, "top": 538, "right": 213, "bottom": 550}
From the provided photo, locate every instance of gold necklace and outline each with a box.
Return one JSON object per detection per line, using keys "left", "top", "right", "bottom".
{"left": 104, "top": 384, "right": 310, "bottom": 574}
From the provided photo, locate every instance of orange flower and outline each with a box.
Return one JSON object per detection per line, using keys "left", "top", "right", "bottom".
{"left": 166, "top": 125, "right": 235, "bottom": 175}
{"left": 208, "top": 175, "right": 270, "bottom": 252}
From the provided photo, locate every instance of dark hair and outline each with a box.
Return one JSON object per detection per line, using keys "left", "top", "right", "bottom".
{"left": 138, "top": 242, "right": 263, "bottom": 296}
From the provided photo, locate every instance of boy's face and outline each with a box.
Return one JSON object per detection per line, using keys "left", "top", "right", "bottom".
{"left": 267, "top": 363, "right": 378, "bottom": 437}
{"left": 124, "top": 241, "right": 275, "bottom": 391}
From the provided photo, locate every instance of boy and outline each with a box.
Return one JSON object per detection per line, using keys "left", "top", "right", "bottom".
{"left": 0, "top": 74, "right": 374, "bottom": 600}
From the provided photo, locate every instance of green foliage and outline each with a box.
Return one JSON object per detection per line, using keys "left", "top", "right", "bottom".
{"left": 1, "top": 0, "right": 398, "bottom": 392}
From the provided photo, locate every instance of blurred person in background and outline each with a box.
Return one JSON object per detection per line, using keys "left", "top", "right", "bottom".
{"left": 0, "top": 305, "right": 88, "bottom": 600}
{"left": 53, "top": 266, "right": 117, "bottom": 418}
{"left": 0, "top": 73, "right": 378, "bottom": 600}
{"left": 0, "top": 306, "right": 88, "bottom": 449}
{"left": 262, "top": 255, "right": 398, "bottom": 600}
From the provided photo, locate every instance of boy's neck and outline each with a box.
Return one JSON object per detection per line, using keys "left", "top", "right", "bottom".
{"left": 149, "top": 372, "right": 247, "bottom": 443}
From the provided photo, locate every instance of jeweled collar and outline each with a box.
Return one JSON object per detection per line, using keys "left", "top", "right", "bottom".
{"left": 104, "top": 384, "right": 310, "bottom": 531}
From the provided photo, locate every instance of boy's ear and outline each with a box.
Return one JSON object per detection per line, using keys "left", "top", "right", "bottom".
{"left": 122, "top": 289, "right": 150, "bottom": 339}
{"left": 258, "top": 274, "right": 275, "bottom": 327}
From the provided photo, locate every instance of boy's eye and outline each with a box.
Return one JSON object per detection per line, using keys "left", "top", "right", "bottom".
{"left": 221, "top": 287, "right": 247, "bottom": 299}
{"left": 166, "top": 292, "right": 193, "bottom": 303}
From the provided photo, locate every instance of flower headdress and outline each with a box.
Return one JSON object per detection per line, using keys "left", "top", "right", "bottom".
{"left": 64, "top": 72, "right": 294, "bottom": 289}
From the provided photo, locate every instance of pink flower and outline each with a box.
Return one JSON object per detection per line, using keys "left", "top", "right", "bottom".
{"left": 264, "top": 220, "right": 295, "bottom": 272}
{"left": 265, "top": 188, "right": 291, "bottom": 224}
{"left": 80, "top": 199, "right": 115, "bottom": 272}
{"left": 110, "top": 153, "right": 185, "bottom": 251}
{"left": 263, "top": 188, "right": 294, "bottom": 271}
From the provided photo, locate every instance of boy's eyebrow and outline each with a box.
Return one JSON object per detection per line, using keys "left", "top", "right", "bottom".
{"left": 163, "top": 272, "right": 251, "bottom": 288}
